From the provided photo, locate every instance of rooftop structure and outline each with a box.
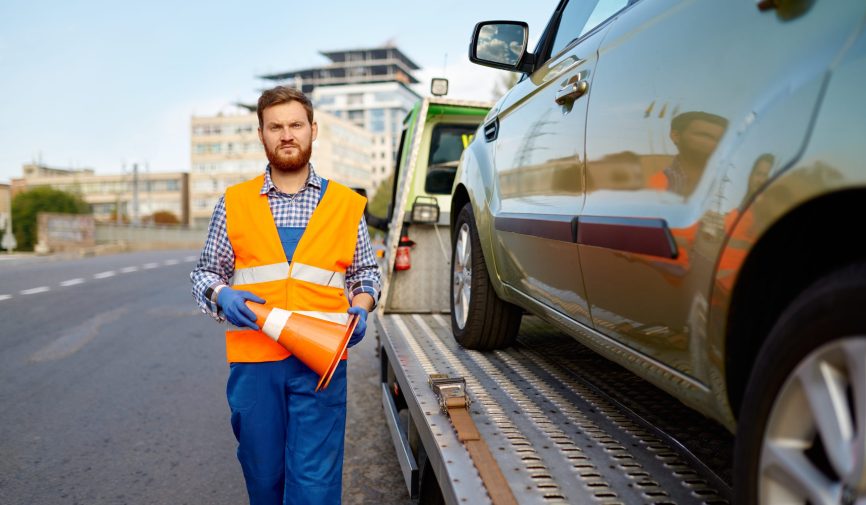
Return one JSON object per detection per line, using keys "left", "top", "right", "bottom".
{"left": 258, "top": 46, "right": 420, "bottom": 94}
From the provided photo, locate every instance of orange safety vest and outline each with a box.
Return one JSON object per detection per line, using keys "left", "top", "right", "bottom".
{"left": 223, "top": 174, "right": 366, "bottom": 363}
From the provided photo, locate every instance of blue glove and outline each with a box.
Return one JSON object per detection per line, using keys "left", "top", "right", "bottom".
{"left": 217, "top": 287, "right": 265, "bottom": 331}
{"left": 347, "top": 306, "right": 368, "bottom": 348}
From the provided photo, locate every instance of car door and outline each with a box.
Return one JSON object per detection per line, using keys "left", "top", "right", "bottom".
{"left": 578, "top": 0, "right": 854, "bottom": 381}
{"left": 491, "top": 0, "right": 629, "bottom": 325}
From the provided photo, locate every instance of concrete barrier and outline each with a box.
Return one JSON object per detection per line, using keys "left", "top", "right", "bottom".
{"left": 95, "top": 223, "right": 207, "bottom": 251}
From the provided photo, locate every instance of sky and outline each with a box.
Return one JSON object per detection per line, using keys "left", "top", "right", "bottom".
{"left": 0, "top": 0, "right": 556, "bottom": 183}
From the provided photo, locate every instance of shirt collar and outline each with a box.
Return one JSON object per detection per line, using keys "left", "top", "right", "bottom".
{"left": 260, "top": 163, "right": 321, "bottom": 196}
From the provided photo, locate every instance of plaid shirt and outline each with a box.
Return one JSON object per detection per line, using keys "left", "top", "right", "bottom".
{"left": 190, "top": 165, "right": 381, "bottom": 321}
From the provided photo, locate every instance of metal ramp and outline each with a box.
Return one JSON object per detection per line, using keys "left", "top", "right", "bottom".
{"left": 378, "top": 313, "right": 731, "bottom": 505}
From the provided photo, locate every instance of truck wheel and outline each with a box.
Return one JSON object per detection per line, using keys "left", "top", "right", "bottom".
{"left": 450, "top": 203, "right": 521, "bottom": 350}
{"left": 733, "top": 262, "right": 866, "bottom": 504}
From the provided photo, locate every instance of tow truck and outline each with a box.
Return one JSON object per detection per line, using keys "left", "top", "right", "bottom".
{"left": 370, "top": 84, "right": 732, "bottom": 505}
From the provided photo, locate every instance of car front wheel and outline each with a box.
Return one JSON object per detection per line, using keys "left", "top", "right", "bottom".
{"left": 450, "top": 203, "right": 521, "bottom": 350}
{"left": 734, "top": 262, "right": 866, "bottom": 504}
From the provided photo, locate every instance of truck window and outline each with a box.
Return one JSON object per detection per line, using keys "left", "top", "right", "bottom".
{"left": 425, "top": 123, "right": 478, "bottom": 194}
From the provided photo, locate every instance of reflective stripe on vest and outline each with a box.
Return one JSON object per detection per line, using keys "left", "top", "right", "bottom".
{"left": 232, "top": 261, "right": 346, "bottom": 289}
{"left": 232, "top": 262, "right": 290, "bottom": 286}
{"left": 290, "top": 262, "right": 346, "bottom": 289}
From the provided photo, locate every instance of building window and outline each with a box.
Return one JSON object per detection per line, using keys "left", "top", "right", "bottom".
{"left": 347, "top": 110, "right": 365, "bottom": 126}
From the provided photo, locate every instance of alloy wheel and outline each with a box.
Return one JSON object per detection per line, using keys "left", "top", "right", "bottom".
{"left": 452, "top": 223, "right": 472, "bottom": 329}
{"left": 760, "top": 336, "right": 866, "bottom": 505}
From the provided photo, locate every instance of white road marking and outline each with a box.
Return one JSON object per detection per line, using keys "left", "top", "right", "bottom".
{"left": 163, "top": 259, "right": 179, "bottom": 266}
{"left": 60, "top": 278, "right": 85, "bottom": 287}
{"left": 0, "top": 294, "right": 11, "bottom": 301}
{"left": 184, "top": 255, "right": 196, "bottom": 262}
{"left": 94, "top": 271, "right": 116, "bottom": 279}
{"left": 120, "top": 266, "right": 139, "bottom": 273}
{"left": 142, "top": 262, "right": 159, "bottom": 269}
{"left": 21, "top": 286, "right": 50, "bottom": 295}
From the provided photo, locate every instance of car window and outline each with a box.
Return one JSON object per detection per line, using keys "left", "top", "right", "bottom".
{"left": 549, "top": 0, "right": 630, "bottom": 58}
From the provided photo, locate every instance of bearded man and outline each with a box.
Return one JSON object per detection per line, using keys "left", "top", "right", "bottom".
{"left": 190, "top": 86, "right": 380, "bottom": 505}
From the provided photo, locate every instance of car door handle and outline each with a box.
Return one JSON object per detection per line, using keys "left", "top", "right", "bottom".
{"left": 555, "top": 79, "right": 588, "bottom": 105}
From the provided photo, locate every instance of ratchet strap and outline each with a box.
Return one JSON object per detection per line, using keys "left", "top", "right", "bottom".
{"left": 429, "top": 374, "right": 518, "bottom": 505}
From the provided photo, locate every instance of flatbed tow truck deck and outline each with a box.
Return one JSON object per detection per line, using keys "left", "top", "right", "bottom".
{"left": 372, "top": 95, "right": 733, "bottom": 504}
{"left": 377, "top": 312, "right": 732, "bottom": 505}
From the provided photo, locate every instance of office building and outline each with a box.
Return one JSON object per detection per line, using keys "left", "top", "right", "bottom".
{"left": 12, "top": 164, "right": 190, "bottom": 225}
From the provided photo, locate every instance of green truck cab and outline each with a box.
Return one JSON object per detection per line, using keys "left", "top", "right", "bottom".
{"left": 369, "top": 95, "right": 491, "bottom": 312}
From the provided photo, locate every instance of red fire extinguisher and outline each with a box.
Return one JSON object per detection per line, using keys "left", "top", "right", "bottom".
{"left": 395, "top": 235, "right": 415, "bottom": 271}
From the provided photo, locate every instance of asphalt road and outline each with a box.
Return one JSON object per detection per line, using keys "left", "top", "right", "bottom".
{"left": 0, "top": 249, "right": 409, "bottom": 505}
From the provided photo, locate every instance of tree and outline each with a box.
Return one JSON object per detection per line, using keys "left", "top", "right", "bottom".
{"left": 11, "top": 187, "right": 90, "bottom": 251}
{"left": 368, "top": 173, "right": 393, "bottom": 219}
{"left": 366, "top": 173, "right": 394, "bottom": 238}
{"left": 150, "top": 210, "right": 180, "bottom": 225}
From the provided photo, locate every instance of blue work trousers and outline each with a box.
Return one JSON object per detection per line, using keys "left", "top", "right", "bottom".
{"left": 227, "top": 357, "right": 347, "bottom": 505}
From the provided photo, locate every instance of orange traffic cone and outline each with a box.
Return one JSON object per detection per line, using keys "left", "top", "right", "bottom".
{"left": 245, "top": 302, "right": 358, "bottom": 391}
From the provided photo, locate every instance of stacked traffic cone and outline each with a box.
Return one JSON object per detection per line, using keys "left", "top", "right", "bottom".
{"left": 245, "top": 302, "right": 358, "bottom": 391}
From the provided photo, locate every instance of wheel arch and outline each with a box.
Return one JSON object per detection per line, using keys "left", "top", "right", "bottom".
{"left": 725, "top": 189, "right": 866, "bottom": 419}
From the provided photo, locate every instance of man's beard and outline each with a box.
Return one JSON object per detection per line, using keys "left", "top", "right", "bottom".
{"left": 266, "top": 141, "right": 312, "bottom": 173}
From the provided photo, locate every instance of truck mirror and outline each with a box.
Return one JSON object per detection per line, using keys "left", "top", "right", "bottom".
{"left": 425, "top": 168, "right": 456, "bottom": 195}
{"left": 411, "top": 196, "right": 440, "bottom": 224}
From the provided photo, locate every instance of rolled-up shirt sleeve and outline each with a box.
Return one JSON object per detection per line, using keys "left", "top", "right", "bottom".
{"left": 345, "top": 214, "right": 382, "bottom": 310}
{"left": 190, "top": 195, "right": 235, "bottom": 321}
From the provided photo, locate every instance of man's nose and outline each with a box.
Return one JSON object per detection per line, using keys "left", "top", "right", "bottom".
{"left": 279, "top": 128, "right": 295, "bottom": 141}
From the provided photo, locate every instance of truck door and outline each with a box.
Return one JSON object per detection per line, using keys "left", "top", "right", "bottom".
{"left": 491, "top": 0, "right": 627, "bottom": 325}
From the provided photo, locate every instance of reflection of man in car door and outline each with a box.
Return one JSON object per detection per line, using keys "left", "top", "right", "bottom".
{"left": 649, "top": 111, "right": 729, "bottom": 196}
{"left": 648, "top": 111, "right": 729, "bottom": 283}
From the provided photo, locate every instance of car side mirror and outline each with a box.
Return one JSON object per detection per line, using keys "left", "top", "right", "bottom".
{"left": 469, "top": 21, "right": 534, "bottom": 73}
{"left": 425, "top": 167, "right": 457, "bottom": 195}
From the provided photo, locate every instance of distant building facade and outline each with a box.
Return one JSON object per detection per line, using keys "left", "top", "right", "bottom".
{"left": 257, "top": 46, "right": 421, "bottom": 192}
{"left": 0, "top": 183, "right": 10, "bottom": 217}
{"left": 12, "top": 164, "right": 189, "bottom": 225}
{"left": 189, "top": 109, "right": 374, "bottom": 227}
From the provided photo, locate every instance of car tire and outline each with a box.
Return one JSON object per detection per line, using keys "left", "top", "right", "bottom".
{"left": 733, "top": 261, "right": 866, "bottom": 504}
{"left": 450, "top": 202, "right": 522, "bottom": 350}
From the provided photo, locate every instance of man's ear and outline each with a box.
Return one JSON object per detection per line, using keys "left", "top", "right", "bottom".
{"left": 258, "top": 127, "right": 264, "bottom": 146}
{"left": 669, "top": 129, "right": 680, "bottom": 147}
{"left": 311, "top": 121, "right": 318, "bottom": 142}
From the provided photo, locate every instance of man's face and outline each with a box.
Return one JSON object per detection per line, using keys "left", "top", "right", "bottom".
{"left": 258, "top": 101, "right": 317, "bottom": 173}
{"left": 671, "top": 119, "right": 725, "bottom": 162}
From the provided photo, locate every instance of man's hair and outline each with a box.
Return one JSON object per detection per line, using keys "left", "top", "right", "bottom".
{"left": 256, "top": 86, "right": 314, "bottom": 128}
{"left": 670, "top": 111, "right": 728, "bottom": 133}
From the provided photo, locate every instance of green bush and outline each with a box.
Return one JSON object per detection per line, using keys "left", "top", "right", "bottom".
{"left": 11, "top": 187, "right": 90, "bottom": 251}
{"left": 368, "top": 173, "right": 393, "bottom": 220}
